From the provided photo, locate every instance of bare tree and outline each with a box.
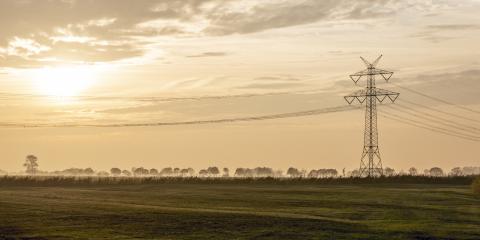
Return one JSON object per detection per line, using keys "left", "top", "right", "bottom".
{"left": 24, "top": 155, "right": 39, "bottom": 175}
{"left": 408, "top": 167, "right": 417, "bottom": 176}
{"left": 429, "top": 167, "right": 444, "bottom": 177}
{"left": 450, "top": 167, "right": 462, "bottom": 176}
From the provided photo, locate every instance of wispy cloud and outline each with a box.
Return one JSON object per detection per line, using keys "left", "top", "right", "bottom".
{"left": 0, "top": 0, "right": 431, "bottom": 68}
{"left": 186, "top": 52, "right": 228, "bottom": 58}
{"left": 412, "top": 24, "right": 480, "bottom": 42}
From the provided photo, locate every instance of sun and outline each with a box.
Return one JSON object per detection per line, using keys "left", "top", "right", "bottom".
{"left": 31, "top": 65, "right": 97, "bottom": 97}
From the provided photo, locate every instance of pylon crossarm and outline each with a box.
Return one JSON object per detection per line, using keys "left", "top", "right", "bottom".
{"left": 344, "top": 90, "right": 368, "bottom": 104}
{"left": 374, "top": 88, "right": 399, "bottom": 103}
{"left": 349, "top": 69, "right": 369, "bottom": 84}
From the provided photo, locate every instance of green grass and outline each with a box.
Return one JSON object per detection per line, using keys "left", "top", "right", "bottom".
{"left": 0, "top": 182, "right": 479, "bottom": 239}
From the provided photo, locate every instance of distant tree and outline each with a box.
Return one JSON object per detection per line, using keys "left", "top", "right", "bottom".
{"left": 326, "top": 169, "right": 338, "bottom": 178}
{"left": 133, "top": 167, "right": 148, "bottom": 176}
{"left": 97, "top": 171, "right": 109, "bottom": 177}
{"left": 174, "top": 168, "right": 180, "bottom": 175}
{"left": 423, "top": 169, "right": 430, "bottom": 176}
{"left": 286, "top": 167, "right": 301, "bottom": 178}
{"left": 234, "top": 168, "right": 246, "bottom": 177}
{"left": 254, "top": 167, "right": 274, "bottom": 177}
{"left": 110, "top": 168, "right": 121, "bottom": 176}
{"left": 160, "top": 167, "right": 173, "bottom": 176}
{"left": 350, "top": 169, "right": 360, "bottom": 177}
{"left": 150, "top": 168, "right": 159, "bottom": 175}
{"left": 23, "top": 155, "right": 39, "bottom": 175}
{"left": 122, "top": 170, "right": 132, "bottom": 177}
{"left": 84, "top": 168, "right": 95, "bottom": 175}
{"left": 450, "top": 167, "right": 462, "bottom": 176}
{"left": 207, "top": 167, "right": 220, "bottom": 177}
{"left": 0, "top": 169, "right": 6, "bottom": 175}
{"left": 472, "top": 176, "right": 480, "bottom": 196}
{"left": 308, "top": 170, "right": 318, "bottom": 178}
{"left": 463, "top": 167, "right": 480, "bottom": 175}
{"left": 223, "top": 168, "right": 229, "bottom": 177}
{"left": 60, "top": 168, "right": 85, "bottom": 176}
{"left": 179, "top": 168, "right": 189, "bottom": 176}
{"left": 199, "top": 169, "right": 208, "bottom": 177}
{"left": 429, "top": 167, "right": 444, "bottom": 177}
{"left": 408, "top": 167, "right": 418, "bottom": 176}
{"left": 384, "top": 167, "right": 395, "bottom": 177}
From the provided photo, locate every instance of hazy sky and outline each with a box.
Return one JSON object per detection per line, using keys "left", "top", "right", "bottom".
{"left": 0, "top": 0, "right": 479, "bottom": 172}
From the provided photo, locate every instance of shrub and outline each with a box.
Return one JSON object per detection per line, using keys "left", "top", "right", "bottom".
{"left": 472, "top": 176, "right": 480, "bottom": 195}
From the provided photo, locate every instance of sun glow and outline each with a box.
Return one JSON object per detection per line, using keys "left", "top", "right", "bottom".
{"left": 31, "top": 66, "right": 97, "bottom": 97}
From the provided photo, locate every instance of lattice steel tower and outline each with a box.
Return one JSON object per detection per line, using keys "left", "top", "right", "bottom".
{"left": 344, "top": 55, "right": 399, "bottom": 177}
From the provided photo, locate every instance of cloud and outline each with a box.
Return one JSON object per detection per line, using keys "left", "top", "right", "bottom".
{"left": 393, "top": 68, "right": 480, "bottom": 105}
{"left": 237, "top": 82, "right": 305, "bottom": 90}
{"left": 203, "top": 0, "right": 400, "bottom": 35}
{"left": 412, "top": 24, "right": 480, "bottom": 42}
{"left": 186, "top": 52, "right": 228, "bottom": 58}
{"left": 427, "top": 24, "right": 480, "bottom": 31}
{"left": 0, "top": 0, "right": 442, "bottom": 68}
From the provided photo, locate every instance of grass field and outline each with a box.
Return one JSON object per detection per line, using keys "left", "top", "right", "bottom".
{"left": 0, "top": 181, "right": 479, "bottom": 239}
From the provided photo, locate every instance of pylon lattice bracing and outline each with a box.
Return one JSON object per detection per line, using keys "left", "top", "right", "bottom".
{"left": 344, "top": 55, "right": 399, "bottom": 177}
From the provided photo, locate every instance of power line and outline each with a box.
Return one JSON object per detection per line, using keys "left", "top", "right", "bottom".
{"left": 379, "top": 108, "right": 480, "bottom": 139}
{"left": 0, "top": 88, "right": 327, "bottom": 103}
{"left": 0, "top": 105, "right": 361, "bottom": 128}
{"left": 398, "top": 98, "right": 479, "bottom": 124}
{"left": 391, "top": 83, "right": 480, "bottom": 114}
{"left": 379, "top": 113, "right": 480, "bottom": 142}
{"left": 386, "top": 104, "right": 480, "bottom": 134}
{"left": 378, "top": 108, "right": 480, "bottom": 141}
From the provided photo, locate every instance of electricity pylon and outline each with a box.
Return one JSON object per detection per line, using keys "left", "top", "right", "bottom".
{"left": 344, "top": 55, "right": 399, "bottom": 177}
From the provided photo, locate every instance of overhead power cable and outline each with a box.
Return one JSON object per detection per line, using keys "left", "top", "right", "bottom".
{"left": 398, "top": 98, "right": 479, "bottom": 124}
{"left": 379, "top": 114, "right": 479, "bottom": 142}
{"left": 0, "top": 105, "right": 361, "bottom": 128}
{"left": 386, "top": 104, "right": 480, "bottom": 134}
{"left": 378, "top": 108, "right": 480, "bottom": 141}
{"left": 391, "top": 83, "right": 480, "bottom": 114}
{"left": 0, "top": 88, "right": 326, "bottom": 103}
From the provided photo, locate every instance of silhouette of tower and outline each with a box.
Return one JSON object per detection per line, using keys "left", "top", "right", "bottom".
{"left": 344, "top": 55, "right": 399, "bottom": 177}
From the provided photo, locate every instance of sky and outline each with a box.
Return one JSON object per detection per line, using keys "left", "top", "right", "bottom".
{"left": 0, "top": 0, "right": 479, "bottom": 173}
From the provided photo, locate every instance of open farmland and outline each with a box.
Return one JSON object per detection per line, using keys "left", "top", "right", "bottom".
{"left": 0, "top": 179, "right": 479, "bottom": 239}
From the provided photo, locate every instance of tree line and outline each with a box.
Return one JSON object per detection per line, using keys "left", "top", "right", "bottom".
{"left": 8, "top": 154, "right": 479, "bottom": 178}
